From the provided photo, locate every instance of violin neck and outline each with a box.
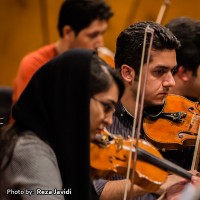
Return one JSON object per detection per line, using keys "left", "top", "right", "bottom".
{"left": 136, "top": 147, "right": 192, "bottom": 180}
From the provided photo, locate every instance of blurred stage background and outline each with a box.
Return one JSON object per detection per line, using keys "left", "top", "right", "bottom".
{"left": 0, "top": 0, "right": 199, "bottom": 86}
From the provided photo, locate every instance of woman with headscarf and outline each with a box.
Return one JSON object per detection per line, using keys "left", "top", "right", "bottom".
{"left": 0, "top": 49, "right": 124, "bottom": 200}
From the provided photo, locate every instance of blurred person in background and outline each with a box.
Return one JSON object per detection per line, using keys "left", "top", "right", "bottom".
{"left": 12, "top": 0, "right": 113, "bottom": 106}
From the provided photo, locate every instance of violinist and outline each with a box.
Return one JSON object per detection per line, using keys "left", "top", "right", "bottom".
{"left": 165, "top": 17, "right": 200, "bottom": 102}
{"left": 0, "top": 49, "right": 124, "bottom": 200}
{"left": 93, "top": 21, "right": 190, "bottom": 200}
{"left": 151, "top": 17, "right": 200, "bottom": 171}
{"left": 12, "top": 0, "right": 113, "bottom": 106}
{"left": 159, "top": 17, "right": 200, "bottom": 200}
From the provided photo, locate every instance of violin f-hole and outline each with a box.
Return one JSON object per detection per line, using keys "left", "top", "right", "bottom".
{"left": 109, "top": 155, "right": 127, "bottom": 163}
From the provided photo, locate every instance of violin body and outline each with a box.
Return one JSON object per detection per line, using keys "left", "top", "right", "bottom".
{"left": 98, "top": 47, "right": 115, "bottom": 68}
{"left": 91, "top": 139, "right": 168, "bottom": 192}
{"left": 91, "top": 129, "right": 192, "bottom": 192}
{"left": 143, "top": 94, "right": 200, "bottom": 151}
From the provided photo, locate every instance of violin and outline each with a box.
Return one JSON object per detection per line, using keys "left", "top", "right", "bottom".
{"left": 98, "top": 47, "right": 115, "bottom": 68}
{"left": 143, "top": 94, "right": 200, "bottom": 151}
{"left": 90, "top": 130, "right": 192, "bottom": 192}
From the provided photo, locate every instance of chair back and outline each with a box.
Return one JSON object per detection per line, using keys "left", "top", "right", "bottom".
{"left": 0, "top": 86, "right": 13, "bottom": 125}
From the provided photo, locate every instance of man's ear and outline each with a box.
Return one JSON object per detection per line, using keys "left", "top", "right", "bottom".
{"left": 121, "top": 64, "right": 135, "bottom": 83}
{"left": 176, "top": 66, "right": 191, "bottom": 82}
{"left": 62, "top": 25, "right": 74, "bottom": 38}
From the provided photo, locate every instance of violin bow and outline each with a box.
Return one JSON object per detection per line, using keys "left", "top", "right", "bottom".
{"left": 123, "top": 25, "right": 154, "bottom": 200}
{"left": 191, "top": 124, "right": 200, "bottom": 170}
{"left": 156, "top": 0, "right": 171, "bottom": 24}
{"left": 191, "top": 102, "right": 200, "bottom": 170}
{"left": 123, "top": 1, "right": 171, "bottom": 198}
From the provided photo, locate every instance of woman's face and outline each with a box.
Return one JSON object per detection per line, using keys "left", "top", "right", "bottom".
{"left": 90, "top": 82, "right": 119, "bottom": 141}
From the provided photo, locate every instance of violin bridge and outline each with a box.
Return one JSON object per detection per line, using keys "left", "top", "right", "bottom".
{"left": 114, "top": 134, "right": 124, "bottom": 152}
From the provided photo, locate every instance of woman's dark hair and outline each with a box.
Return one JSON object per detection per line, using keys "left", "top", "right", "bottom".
{"left": 90, "top": 54, "right": 124, "bottom": 100}
{"left": 0, "top": 50, "right": 124, "bottom": 182}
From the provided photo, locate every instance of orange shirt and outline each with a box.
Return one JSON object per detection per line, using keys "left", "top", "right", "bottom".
{"left": 13, "top": 45, "right": 115, "bottom": 105}
{"left": 13, "top": 44, "right": 58, "bottom": 105}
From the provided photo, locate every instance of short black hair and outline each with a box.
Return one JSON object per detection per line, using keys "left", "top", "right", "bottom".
{"left": 165, "top": 17, "right": 200, "bottom": 76}
{"left": 58, "top": 0, "right": 113, "bottom": 37}
{"left": 115, "top": 21, "right": 180, "bottom": 76}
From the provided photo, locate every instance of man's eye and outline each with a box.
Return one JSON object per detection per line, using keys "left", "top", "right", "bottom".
{"left": 171, "top": 67, "right": 178, "bottom": 75}
{"left": 88, "top": 32, "right": 99, "bottom": 39}
{"left": 154, "top": 69, "right": 165, "bottom": 75}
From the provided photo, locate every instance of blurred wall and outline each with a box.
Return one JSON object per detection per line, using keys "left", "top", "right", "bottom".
{"left": 1, "top": 0, "right": 200, "bottom": 86}
{"left": 0, "top": 0, "right": 62, "bottom": 86}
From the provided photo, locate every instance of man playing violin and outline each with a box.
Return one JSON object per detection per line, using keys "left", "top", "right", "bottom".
{"left": 166, "top": 17, "right": 200, "bottom": 102}
{"left": 154, "top": 17, "right": 200, "bottom": 173}
{"left": 93, "top": 21, "right": 199, "bottom": 200}
{"left": 160, "top": 17, "right": 200, "bottom": 200}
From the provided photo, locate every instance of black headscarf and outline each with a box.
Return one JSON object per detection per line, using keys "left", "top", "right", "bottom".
{"left": 12, "top": 49, "right": 96, "bottom": 199}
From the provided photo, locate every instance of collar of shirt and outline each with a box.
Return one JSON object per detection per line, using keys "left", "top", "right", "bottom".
{"left": 115, "top": 102, "right": 134, "bottom": 124}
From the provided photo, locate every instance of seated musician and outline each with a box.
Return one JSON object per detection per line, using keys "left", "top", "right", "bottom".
{"left": 0, "top": 49, "right": 124, "bottom": 200}
{"left": 150, "top": 17, "right": 200, "bottom": 173}
{"left": 157, "top": 17, "right": 200, "bottom": 200}
{"left": 12, "top": 0, "right": 113, "bottom": 106}
{"left": 166, "top": 17, "right": 200, "bottom": 102}
{"left": 93, "top": 21, "right": 200, "bottom": 200}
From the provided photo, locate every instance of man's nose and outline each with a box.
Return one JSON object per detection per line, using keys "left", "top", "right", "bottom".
{"left": 163, "top": 72, "right": 176, "bottom": 88}
{"left": 95, "top": 35, "right": 104, "bottom": 48}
